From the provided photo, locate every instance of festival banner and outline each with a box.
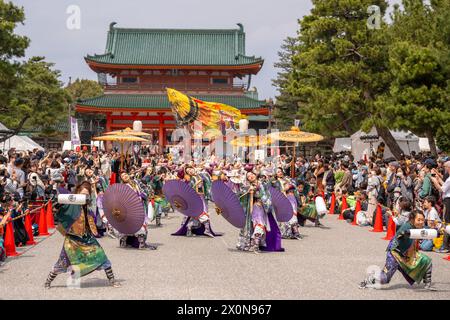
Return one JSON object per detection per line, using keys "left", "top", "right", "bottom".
{"left": 70, "top": 117, "right": 81, "bottom": 146}
{"left": 166, "top": 88, "right": 247, "bottom": 136}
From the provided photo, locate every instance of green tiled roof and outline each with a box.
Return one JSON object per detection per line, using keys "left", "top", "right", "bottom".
{"left": 77, "top": 94, "right": 265, "bottom": 110}
{"left": 248, "top": 115, "right": 269, "bottom": 122}
{"left": 85, "top": 23, "right": 263, "bottom": 67}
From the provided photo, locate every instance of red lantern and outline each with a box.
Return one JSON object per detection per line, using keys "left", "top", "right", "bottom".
{"left": 82, "top": 146, "right": 88, "bottom": 151}
{"left": 92, "top": 146, "right": 97, "bottom": 152}
{"left": 75, "top": 146, "right": 81, "bottom": 152}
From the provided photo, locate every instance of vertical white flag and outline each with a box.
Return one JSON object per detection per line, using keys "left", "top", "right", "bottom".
{"left": 70, "top": 117, "right": 80, "bottom": 146}
{"left": 294, "top": 119, "right": 301, "bottom": 128}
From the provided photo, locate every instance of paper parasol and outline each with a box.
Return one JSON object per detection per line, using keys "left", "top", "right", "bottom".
{"left": 103, "top": 184, "right": 146, "bottom": 234}
{"left": 92, "top": 135, "right": 149, "bottom": 143}
{"left": 269, "top": 187, "right": 294, "bottom": 222}
{"left": 103, "top": 127, "right": 150, "bottom": 137}
{"left": 230, "top": 135, "right": 272, "bottom": 147}
{"left": 268, "top": 127, "right": 323, "bottom": 143}
{"left": 162, "top": 180, "right": 204, "bottom": 217}
{"left": 211, "top": 181, "right": 246, "bottom": 228}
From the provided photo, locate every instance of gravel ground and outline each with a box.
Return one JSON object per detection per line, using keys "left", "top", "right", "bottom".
{"left": 1, "top": 204, "right": 449, "bottom": 300}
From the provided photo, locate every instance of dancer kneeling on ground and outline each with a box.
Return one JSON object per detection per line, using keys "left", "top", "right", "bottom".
{"left": 118, "top": 171, "right": 156, "bottom": 250}
{"left": 359, "top": 210, "right": 436, "bottom": 291}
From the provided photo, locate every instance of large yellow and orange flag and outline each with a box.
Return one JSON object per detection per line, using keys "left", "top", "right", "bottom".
{"left": 166, "top": 88, "right": 247, "bottom": 136}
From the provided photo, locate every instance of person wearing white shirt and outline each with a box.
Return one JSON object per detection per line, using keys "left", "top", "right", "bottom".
{"left": 423, "top": 196, "right": 441, "bottom": 229}
{"left": 439, "top": 161, "right": 450, "bottom": 252}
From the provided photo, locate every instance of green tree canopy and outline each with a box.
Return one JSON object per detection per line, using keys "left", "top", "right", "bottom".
{"left": 384, "top": 0, "right": 450, "bottom": 156}
{"left": 0, "top": 56, "right": 69, "bottom": 141}
{"left": 272, "top": 37, "right": 303, "bottom": 130}
{"left": 274, "top": 0, "right": 450, "bottom": 159}
{"left": 65, "top": 78, "right": 103, "bottom": 102}
{"left": 0, "top": 0, "right": 29, "bottom": 114}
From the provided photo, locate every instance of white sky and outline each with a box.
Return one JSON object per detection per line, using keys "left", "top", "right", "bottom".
{"left": 11, "top": 0, "right": 401, "bottom": 100}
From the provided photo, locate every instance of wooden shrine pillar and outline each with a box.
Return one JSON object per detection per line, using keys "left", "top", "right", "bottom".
{"left": 158, "top": 126, "right": 164, "bottom": 153}
{"left": 157, "top": 112, "right": 166, "bottom": 153}
{"left": 162, "top": 128, "right": 167, "bottom": 146}
{"left": 105, "top": 113, "right": 113, "bottom": 152}
{"left": 106, "top": 113, "right": 112, "bottom": 132}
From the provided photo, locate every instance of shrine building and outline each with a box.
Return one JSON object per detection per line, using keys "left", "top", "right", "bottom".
{"left": 75, "top": 22, "right": 269, "bottom": 147}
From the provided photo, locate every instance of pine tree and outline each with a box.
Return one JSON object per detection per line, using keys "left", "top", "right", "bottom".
{"left": 286, "top": 0, "right": 405, "bottom": 158}
{"left": 272, "top": 37, "right": 302, "bottom": 130}
{"left": 385, "top": 0, "right": 450, "bottom": 156}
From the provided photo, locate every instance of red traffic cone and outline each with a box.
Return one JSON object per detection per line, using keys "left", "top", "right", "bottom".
{"left": 4, "top": 220, "right": 21, "bottom": 257}
{"left": 352, "top": 200, "right": 362, "bottom": 226}
{"left": 25, "top": 213, "right": 37, "bottom": 245}
{"left": 371, "top": 204, "right": 384, "bottom": 232}
{"left": 110, "top": 172, "right": 116, "bottom": 185}
{"left": 338, "top": 196, "right": 348, "bottom": 220}
{"left": 38, "top": 206, "right": 49, "bottom": 236}
{"left": 46, "top": 201, "right": 55, "bottom": 229}
{"left": 329, "top": 193, "right": 336, "bottom": 215}
{"left": 382, "top": 216, "right": 396, "bottom": 240}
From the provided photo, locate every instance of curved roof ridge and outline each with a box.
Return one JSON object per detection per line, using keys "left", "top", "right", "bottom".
{"left": 112, "top": 27, "right": 244, "bottom": 34}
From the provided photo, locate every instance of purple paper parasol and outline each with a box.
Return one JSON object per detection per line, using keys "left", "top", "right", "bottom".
{"left": 103, "top": 184, "right": 145, "bottom": 234}
{"left": 269, "top": 187, "right": 294, "bottom": 222}
{"left": 162, "top": 180, "right": 203, "bottom": 217}
{"left": 211, "top": 181, "right": 245, "bottom": 229}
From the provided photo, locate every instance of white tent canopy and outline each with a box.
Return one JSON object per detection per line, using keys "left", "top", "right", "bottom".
{"left": 349, "top": 127, "right": 420, "bottom": 160}
{"left": 333, "top": 138, "right": 352, "bottom": 153}
{"left": 0, "top": 122, "right": 43, "bottom": 152}
{"left": 419, "top": 138, "right": 431, "bottom": 152}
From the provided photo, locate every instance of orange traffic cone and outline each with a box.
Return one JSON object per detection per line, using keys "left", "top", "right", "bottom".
{"left": 4, "top": 220, "right": 21, "bottom": 257}
{"left": 329, "top": 193, "right": 336, "bottom": 215}
{"left": 382, "top": 216, "right": 396, "bottom": 240}
{"left": 46, "top": 201, "right": 55, "bottom": 229}
{"left": 352, "top": 200, "right": 362, "bottom": 226}
{"left": 24, "top": 213, "right": 37, "bottom": 245}
{"left": 338, "top": 196, "right": 348, "bottom": 220}
{"left": 38, "top": 206, "right": 49, "bottom": 236}
{"left": 371, "top": 204, "right": 384, "bottom": 232}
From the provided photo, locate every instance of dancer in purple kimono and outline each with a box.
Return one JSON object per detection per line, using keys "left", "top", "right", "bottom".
{"left": 173, "top": 166, "right": 216, "bottom": 238}
{"left": 117, "top": 171, "right": 156, "bottom": 250}
{"left": 237, "top": 170, "right": 271, "bottom": 254}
